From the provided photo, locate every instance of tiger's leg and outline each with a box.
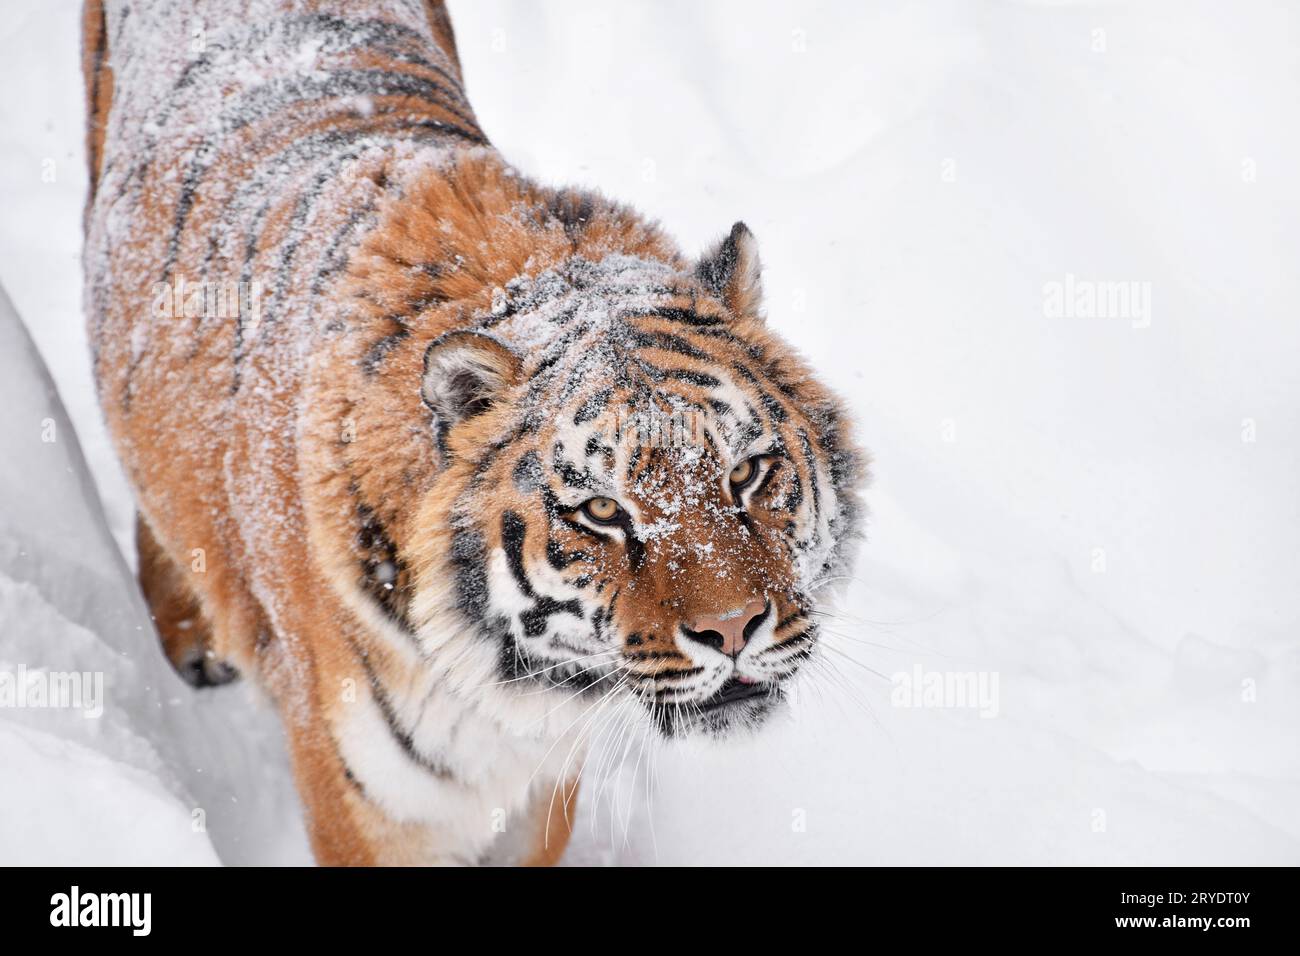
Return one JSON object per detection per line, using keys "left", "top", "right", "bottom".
{"left": 521, "top": 775, "right": 581, "bottom": 867}
{"left": 136, "top": 513, "right": 239, "bottom": 687}
{"left": 279, "top": 619, "right": 580, "bottom": 865}
{"left": 81, "top": 0, "right": 114, "bottom": 201}
{"left": 278, "top": 695, "right": 382, "bottom": 866}
{"left": 266, "top": 599, "right": 461, "bottom": 866}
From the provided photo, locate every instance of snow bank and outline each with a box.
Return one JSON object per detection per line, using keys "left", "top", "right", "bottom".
{"left": 0, "top": 285, "right": 308, "bottom": 865}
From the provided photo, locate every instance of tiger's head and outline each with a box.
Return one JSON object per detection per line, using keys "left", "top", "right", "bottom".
{"left": 409, "top": 220, "right": 864, "bottom": 739}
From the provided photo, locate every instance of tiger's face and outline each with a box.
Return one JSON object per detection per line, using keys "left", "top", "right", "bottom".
{"left": 500, "top": 417, "right": 826, "bottom": 738}
{"left": 415, "top": 226, "right": 862, "bottom": 738}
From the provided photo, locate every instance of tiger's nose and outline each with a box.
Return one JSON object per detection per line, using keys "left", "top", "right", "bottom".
{"left": 681, "top": 599, "right": 769, "bottom": 657}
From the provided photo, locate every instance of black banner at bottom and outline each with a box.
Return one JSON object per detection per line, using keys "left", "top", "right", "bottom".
{"left": 2, "top": 865, "right": 1289, "bottom": 942}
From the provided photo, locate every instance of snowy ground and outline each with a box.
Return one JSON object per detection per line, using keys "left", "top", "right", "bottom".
{"left": 1, "top": 0, "right": 1297, "bottom": 865}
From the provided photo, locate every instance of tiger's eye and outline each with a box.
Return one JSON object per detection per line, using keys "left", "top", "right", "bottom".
{"left": 583, "top": 497, "right": 621, "bottom": 522}
{"left": 729, "top": 459, "right": 756, "bottom": 486}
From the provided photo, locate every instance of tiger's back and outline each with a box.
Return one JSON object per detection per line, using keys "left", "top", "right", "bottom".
{"left": 85, "top": 0, "right": 479, "bottom": 673}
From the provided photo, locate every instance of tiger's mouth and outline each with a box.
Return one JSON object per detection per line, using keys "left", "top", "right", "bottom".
{"left": 646, "top": 676, "right": 784, "bottom": 738}
{"left": 698, "top": 677, "right": 770, "bottom": 711}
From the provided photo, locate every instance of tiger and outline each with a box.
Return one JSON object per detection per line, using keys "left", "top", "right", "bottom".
{"left": 82, "top": 0, "right": 866, "bottom": 865}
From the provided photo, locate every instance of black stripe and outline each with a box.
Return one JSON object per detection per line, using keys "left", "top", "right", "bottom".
{"left": 573, "top": 388, "right": 612, "bottom": 425}
{"left": 354, "top": 494, "right": 416, "bottom": 634}
{"left": 772, "top": 626, "right": 815, "bottom": 648}
{"left": 500, "top": 510, "right": 589, "bottom": 634}
{"left": 546, "top": 191, "right": 596, "bottom": 243}
{"left": 523, "top": 319, "right": 595, "bottom": 393}
{"left": 798, "top": 428, "right": 822, "bottom": 518}
{"left": 310, "top": 198, "right": 377, "bottom": 297}
{"left": 659, "top": 368, "right": 721, "bottom": 388}
{"left": 450, "top": 526, "right": 489, "bottom": 620}
{"left": 622, "top": 307, "right": 723, "bottom": 328}
{"left": 341, "top": 761, "right": 368, "bottom": 798}
{"left": 690, "top": 324, "right": 767, "bottom": 359}
{"left": 775, "top": 609, "right": 807, "bottom": 632}
{"left": 512, "top": 451, "right": 543, "bottom": 491}
{"left": 547, "top": 537, "right": 591, "bottom": 571}
{"left": 735, "top": 408, "right": 764, "bottom": 449}
{"left": 356, "top": 651, "right": 456, "bottom": 780}
{"left": 501, "top": 511, "right": 536, "bottom": 599}
{"left": 732, "top": 361, "right": 788, "bottom": 423}
{"left": 625, "top": 327, "right": 709, "bottom": 360}
{"left": 465, "top": 417, "right": 539, "bottom": 490}
{"left": 553, "top": 449, "right": 594, "bottom": 490}
{"left": 520, "top": 596, "right": 585, "bottom": 638}
{"left": 785, "top": 462, "right": 805, "bottom": 514}
{"left": 648, "top": 668, "right": 707, "bottom": 687}
{"left": 751, "top": 456, "right": 782, "bottom": 501}
{"left": 362, "top": 325, "right": 410, "bottom": 375}
{"left": 701, "top": 428, "right": 720, "bottom": 458}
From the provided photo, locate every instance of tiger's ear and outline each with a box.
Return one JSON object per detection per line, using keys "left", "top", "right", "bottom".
{"left": 421, "top": 330, "right": 521, "bottom": 441}
{"left": 696, "top": 221, "right": 763, "bottom": 320}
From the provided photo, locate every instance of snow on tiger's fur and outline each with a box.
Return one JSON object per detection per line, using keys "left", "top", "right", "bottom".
{"left": 82, "top": 0, "right": 866, "bottom": 865}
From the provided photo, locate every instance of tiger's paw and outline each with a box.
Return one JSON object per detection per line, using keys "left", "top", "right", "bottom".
{"left": 174, "top": 647, "right": 240, "bottom": 689}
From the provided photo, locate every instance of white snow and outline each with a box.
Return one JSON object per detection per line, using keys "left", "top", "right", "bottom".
{"left": 0, "top": 0, "right": 1297, "bottom": 864}
{"left": 0, "top": 284, "right": 310, "bottom": 864}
